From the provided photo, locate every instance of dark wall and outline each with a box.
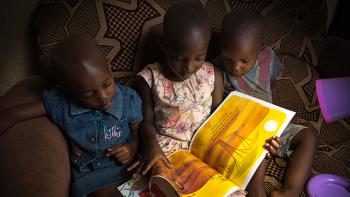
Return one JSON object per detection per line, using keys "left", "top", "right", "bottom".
{"left": 0, "top": 1, "right": 40, "bottom": 95}
{"left": 328, "top": 0, "right": 350, "bottom": 41}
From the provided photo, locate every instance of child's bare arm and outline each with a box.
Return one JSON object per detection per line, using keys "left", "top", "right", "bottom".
{"left": 211, "top": 66, "right": 224, "bottom": 112}
{"left": 126, "top": 76, "right": 172, "bottom": 175}
{"left": 0, "top": 100, "right": 46, "bottom": 135}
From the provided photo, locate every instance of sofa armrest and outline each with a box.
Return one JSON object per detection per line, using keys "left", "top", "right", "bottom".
{"left": 0, "top": 117, "right": 71, "bottom": 197}
{"left": 0, "top": 75, "right": 50, "bottom": 110}
{"left": 0, "top": 76, "right": 70, "bottom": 197}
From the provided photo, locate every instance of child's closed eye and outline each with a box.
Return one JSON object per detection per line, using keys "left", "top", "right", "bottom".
{"left": 169, "top": 54, "right": 185, "bottom": 62}
{"left": 81, "top": 92, "right": 95, "bottom": 99}
{"left": 102, "top": 79, "right": 113, "bottom": 88}
{"left": 240, "top": 59, "right": 250, "bottom": 64}
{"left": 195, "top": 55, "right": 205, "bottom": 61}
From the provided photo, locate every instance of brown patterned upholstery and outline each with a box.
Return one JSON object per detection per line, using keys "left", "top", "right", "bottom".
{"left": 34, "top": 0, "right": 327, "bottom": 72}
{"left": 34, "top": 0, "right": 350, "bottom": 195}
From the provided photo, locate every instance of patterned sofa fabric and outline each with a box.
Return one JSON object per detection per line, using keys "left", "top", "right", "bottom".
{"left": 34, "top": 0, "right": 327, "bottom": 77}
{"left": 34, "top": 0, "right": 350, "bottom": 196}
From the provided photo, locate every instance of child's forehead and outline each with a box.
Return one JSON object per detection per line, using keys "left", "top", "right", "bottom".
{"left": 222, "top": 24, "right": 264, "bottom": 52}
{"left": 223, "top": 35, "right": 262, "bottom": 55}
{"left": 60, "top": 55, "right": 111, "bottom": 90}
{"left": 165, "top": 28, "right": 210, "bottom": 56}
{"left": 222, "top": 9, "right": 264, "bottom": 41}
{"left": 164, "top": 2, "right": 210, "bottom": 34}
{"left": 53, "top": 44, "right": 108, "bottom": 80}
{"left": 167, "top": 24, "right": 210, "bottom": 41}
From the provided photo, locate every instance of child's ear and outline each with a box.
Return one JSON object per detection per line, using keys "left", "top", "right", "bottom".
{"left": 106, "top": 57, "right": 112, "bottom": 72}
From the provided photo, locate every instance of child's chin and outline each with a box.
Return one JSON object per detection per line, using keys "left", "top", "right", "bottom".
{"left": 231, "top": 73, "right": 244, "bottom": 77}
{"left": 99, "top": 103, "right": 112, "bottom": 110}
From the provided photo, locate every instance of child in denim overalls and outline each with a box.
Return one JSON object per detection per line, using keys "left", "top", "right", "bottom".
{"left": 0, "top": 35, "right": 142, "bottom": 197}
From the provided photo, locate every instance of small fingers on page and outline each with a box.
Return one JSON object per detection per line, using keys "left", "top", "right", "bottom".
{"left": 230, "top": 190, "right": 247, "bottom": 197}
{"left": 273, "top": 136, "right": 283, "bottom": 145}
{"left": 128, "top": 160, "right": 140, "bottom": 171}
{"left": 141, "top": 159, "right": 156, "bottom": 175}
{"left": 270, "top": 137, "right": 282, "bottom": 148}
{"left": 265, "top": 143, "right": 278, "bottom": 156}
{"left": 269, "top": 140, "right": 280, "bottom": 151}
{"left": 237, "top": 190, "right": 248, "bottom": 196}
{"left": 135, "top": 162, "right": 145, "bottom": 177}
{"left": 266, "top": 138, "right": 279, "bottom": 149}
{"left": 162, "top": 157, "right": 173, "bottom": 169}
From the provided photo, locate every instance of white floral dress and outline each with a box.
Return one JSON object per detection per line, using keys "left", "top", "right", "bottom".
{"left": 137, "top": 62, "right": 215, "bottom": 156}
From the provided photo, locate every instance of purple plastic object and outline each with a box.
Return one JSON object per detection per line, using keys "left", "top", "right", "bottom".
{"left": 316, "top": 77, "right": 350, "bottom": 123}
{"left": 307, "top": 174, "right": 350, "bottom": 197}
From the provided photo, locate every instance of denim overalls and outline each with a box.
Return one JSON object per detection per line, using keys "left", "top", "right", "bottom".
{"left": 43, "top": 84, "right": 142, "bottom": 196}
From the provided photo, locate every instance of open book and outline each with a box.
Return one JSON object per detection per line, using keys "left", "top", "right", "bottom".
{"left": 119, "top": 91, "right": 295, "bottom": 197}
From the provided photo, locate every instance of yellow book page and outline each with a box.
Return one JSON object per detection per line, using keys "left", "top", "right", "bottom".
{"left": 167, "top": 150, "right": 239, "bottom": 197}
{"left": 189, "top": 91, "right": 295, "bottom": 189}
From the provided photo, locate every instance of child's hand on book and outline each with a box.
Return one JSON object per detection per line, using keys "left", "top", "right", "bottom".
{"left": 106, "top": 139, "right": 137, "bottom": 165}
{"left": 127, "top": 141, "right": 173, "bottom": 176}
{"left": 228, "top": 190, "right": 248, "bottom": 197}
{"left": 265, "top": 136, "right": 283, "bottom": 159}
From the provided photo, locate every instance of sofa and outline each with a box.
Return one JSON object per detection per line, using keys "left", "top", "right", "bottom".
{"left": 1, "top": 0, "right": 350, "bottom": 196}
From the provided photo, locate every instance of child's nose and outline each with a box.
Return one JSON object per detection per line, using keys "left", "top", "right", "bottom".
{"left": 231, "top": 63, "right": 239, "bottom": 72}
{"left": 184, "top": 64, "right": 191, "bottom": 73}
{"left": 96, "top": 89, "right": 108, "bottom": 101}
{"left": 183, "top": 60, "right": 195, "bottom": 73}
{"left": 233, "top": 65, "right": 240, "bottom": 72}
